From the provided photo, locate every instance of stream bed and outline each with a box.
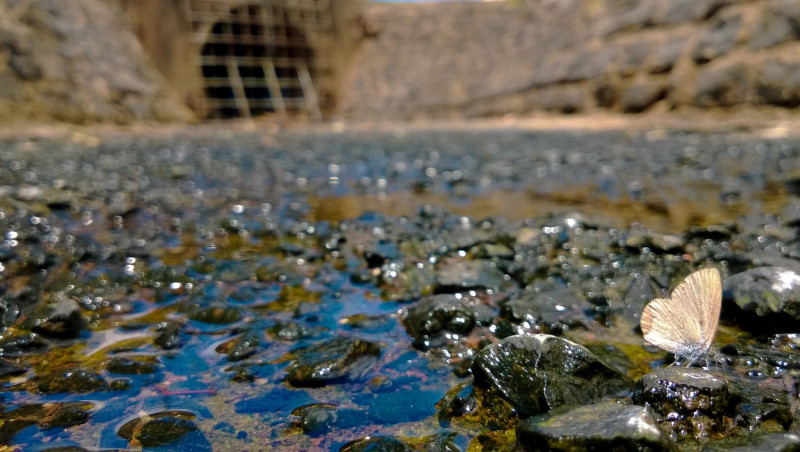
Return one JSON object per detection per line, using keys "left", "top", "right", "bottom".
{"left": 1, "top": 125, "right": 800, "bottom": 450}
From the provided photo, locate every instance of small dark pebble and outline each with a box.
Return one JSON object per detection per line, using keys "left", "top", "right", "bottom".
{"left": 284, "top": 336, "right": 381, "bottom": 387}
{"left": 0, "top": 358, "right": 27, "bottom": 378}
{"left": 291, "top": 403, "right": 338, "bottom": 434}
{"left": 189, "top": 306, "right": 242, "bottom": 324}
{"left": 267, "top": 321, "right": 316, "bottom": 341}
{"left": 24, "top": 297, "right": 86, "bottom": 339}
{"left": 117, "top": 410, "right": 198, "bottom": 447}
{"left": 106, "top": 357, "right": 158, "bottom": 374}
{"left": 38, "top": 369, "right": 110, "bottom": 394}
{"left": 44, "top": 405, "right": 90, "bottom": 429}
{"left": 339, "top": 436, "right": 413, "bottom": 452}
{"left": 154, "top": 322, "right": 182, "bottom": 350}
{"left": 402, "top": 294, "right": 476, "bottom": 350}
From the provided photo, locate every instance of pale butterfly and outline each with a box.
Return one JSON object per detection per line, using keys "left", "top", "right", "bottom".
{"left": 640, "top": 267, "right": 722, "bottom": 367}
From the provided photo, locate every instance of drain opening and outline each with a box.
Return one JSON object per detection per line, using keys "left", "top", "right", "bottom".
{"left": 199, "top": 4, "right": 319, "bottom": 119}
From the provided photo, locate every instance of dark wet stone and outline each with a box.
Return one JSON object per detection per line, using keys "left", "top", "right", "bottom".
{"left": 722, "top": 266, "right": 800, "bottom": 332}
{"left": 0, "top": 332, "right": 50, "bottom": 357}
{"left": 24, "top": 297, "right": 86, "bottom": 339}
{"left": 189, "top": 306, "right": 242, "bottom": 324}
{"left": 472, "top": 334, "right": 633, "bottom": 418}
{"left": 254, "top": 259, "right": 311, "bottom": 285}
{"left": 436, "top": 381, "right": 477, "bottom": 421}
{"left": 291, "top": 403, "right": 338, "bottom": 434}
{"left": 284, "top": 336, "right": 381, "bottom": 387}
{"left": 0, "top": 358, "right": 26, "bottom": 378}
{"left": 633, "top": 367, "right": 736, "bottom": 420}
{"left": 136, "top": 417, "right": 198, "bottom": 447}
{"left": 364, "top": 240, "right": 401, "bottom": 267}
{"left": 684, "top": 223, "right": 737, "bottom": 242}
{"left": 379, "top": 263, "right": 436, "bottom": 302}
{"left": 624, "top": 228, "right": 685, "bottom": 254}
{"left": 117, "top": 410, "right": 198, "bottom": 447}
{"left": 402, "top": 294, "right": 476, "bottom": 350}
{"left": 756, "top": 59, "right": 800, "bottom": 108}
{"left": 215, "top": 330, "right": 260, "bottom": 362}
{"left": 109, "top": 379, "right": 131, "bottom": 391}
{"left": 692, "top": 13, "right": 742, "bottom": 64}
{"left": 38, "top": 369, "right": 110, "bottom": 394}
{"left": 0, "top": 299, "right": 20, "bottom": 329}
{"left": 0, "top": 403, "right": 92, "bottom": 443}
{"left": 340, "top": 436, "right": 413, "bottom": 452}
{"left": 727, "top": 374, "right": 794, "bottom": 431}
{"left": 516, "top": 401, "right": 673, "bottom": 451}
{"left": 45, "top": 405, "right": 90, "bottom": 428}
{"left": 267, "top": 321, "right": 316, "bottom": 341}
{"left": 499, "top": 282, "right": 591, "bottom": 334}
{"left": 434, "top": 259, "right": 508, "bottom": 293}
{"left": 106, "top": 357, "right": 158, "bottom": 375}
{"left": 154, "top": 321, "right": 182, "bottom": 350}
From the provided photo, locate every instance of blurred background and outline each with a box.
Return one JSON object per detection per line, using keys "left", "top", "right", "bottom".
{"left": 0, "top": 0, "right": 799, "bottom": 126}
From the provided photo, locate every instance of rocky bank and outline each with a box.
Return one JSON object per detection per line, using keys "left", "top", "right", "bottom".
{"left": 0, "top": 0, "right": 190, "bottom": 124}
{"left": 344, "top": 0, "right": 800, "bottom": 120}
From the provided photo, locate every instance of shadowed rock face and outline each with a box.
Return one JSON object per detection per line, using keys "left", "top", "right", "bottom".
{"left": 345, "top": 0, "right": 800, "bottom": 120}
{"left": 0, "top": 0, "right": 190, "bottom": 124}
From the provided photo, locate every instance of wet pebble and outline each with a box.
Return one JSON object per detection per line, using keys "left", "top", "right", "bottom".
{"left": 23, "top": 297, "right": 86, "bottom": 339}
{"left": 0, "top": 358, "right": 26, "bottom": 378}
{"left": 516, "top": 401, "right": 672, "bottom": 451}
{"left": 189, "top": 306, "right": 242, "bottom": 324}
{"left": 284, "top": 336, "right": 381, "bottom": 387}
{"left": 38, "top": 369, "right": 110, "bottom": 394}
{"left": 339, "top": 436, "right": 413, "bottom": 452}
{"left": 499, "top": 281, "right": 592, "bottom": 334}
{"left": 215, "top": 330, "right": 260, "bottom": 362}
{"left": 153, "top": 321, "right": 182, "bottom": 350}
{"left": 434, "top": 259, "right": 508, "bottom": 293}
{"left": 291, "top": 403, "right": 338, "bottom": 434}
{"left": 402, "top": 294, "right": 476, "bottom": 350}
{"left": 116, "top": 410, "right": 199, "bottom": 447}
{"left": 0, "top": 332, "right": 50, "bottom": 357}
{"left": 267, "top": 321, "right": 317, "bottom": 341}
{"left": 633, "top": 367, "right": 732, "bottom": 419}
{"left": 723, "top": 266, "right": 800, "bottom": 332}
{"left": 106, "top": 357, "right": 158, "bottom": 374}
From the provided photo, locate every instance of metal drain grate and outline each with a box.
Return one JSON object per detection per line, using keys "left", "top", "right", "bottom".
{"left": 184, "top": 0, "right": 330, "bottom": 119}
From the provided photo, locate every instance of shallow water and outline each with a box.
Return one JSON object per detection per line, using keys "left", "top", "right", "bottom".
{"left": 0, "top": 126, "right": 798, "bottom": 449}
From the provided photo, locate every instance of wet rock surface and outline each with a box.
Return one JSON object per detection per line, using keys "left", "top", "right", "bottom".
{"left": 472, "top": 334, "right": 632, "bottom": 418}
{"left": 516, "top": 401, "right": 672, "bottom": 451}
{"left": 723, "top": 266, "right": 800, "bottom": 332}
{"left": 283, "top": 336, "right": 382, "bottom": 387}
{"left": 0, "top": 126, "right": 799, "bottom": 449}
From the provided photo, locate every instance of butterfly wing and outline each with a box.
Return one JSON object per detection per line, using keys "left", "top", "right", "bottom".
{"left": 640, "top": 268, "right": 722, "bottom": 354}
{"left": 640, "top": 297, "right": 695, "bottom": 354}
{"left": 668, "top": 267, "right": 721, "bottom": 350}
